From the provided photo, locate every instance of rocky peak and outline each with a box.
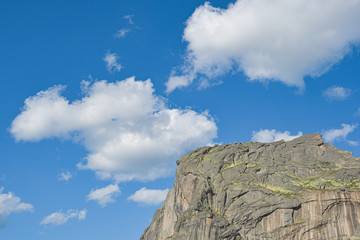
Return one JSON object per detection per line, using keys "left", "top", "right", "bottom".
{"left": 141, "top": 134, "right": 360, "bottom": 240}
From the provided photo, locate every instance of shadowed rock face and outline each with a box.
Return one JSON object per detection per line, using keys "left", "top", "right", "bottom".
{"left": 140, "top": 134, "right": 360, "bottom": 240}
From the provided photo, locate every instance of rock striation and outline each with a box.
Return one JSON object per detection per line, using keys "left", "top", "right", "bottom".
{"left": 141, "top": 134, "right": 360, "bottom": 240}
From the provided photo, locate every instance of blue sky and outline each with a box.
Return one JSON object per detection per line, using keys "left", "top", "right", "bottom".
{"left": 1, "top": 0, "right": 360, "bottom": 239}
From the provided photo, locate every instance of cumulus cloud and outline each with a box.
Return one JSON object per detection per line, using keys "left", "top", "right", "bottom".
{"left": 58, "top": 170, "right": 72, "bottom": 182}
{"left": 0, "top": 187, "right": 33, "bottom": 227}
{"left": 322, "top": 123, "right": 357, "bottom": 143}
{"left": 0, "top": 187, "right": 33, "bottom": 216}
{"left": 323, "top": 86, "right": 351, "bottom": 100}
{"left": 252, "top": 129, "right": 303, "bottom": 143}
{"left": 114, "top": 28, "right": 130, "bottom": 39}
{"left": 86, "top": 184, "right": 120, "bottom": 207}
{"left": 128, "top": 187, "right": 169, "bottom": 205}
{"left": 103, "top": 52, "right": 122, "bottom": 72}
{"left": 40, "top": 209, "right": 87, "bottom": 226}
{"left": 10, "top": 77, "right": 217, "bottom": 181}
{"left": 166, "top": 0, "right": 360, "bottom": 92}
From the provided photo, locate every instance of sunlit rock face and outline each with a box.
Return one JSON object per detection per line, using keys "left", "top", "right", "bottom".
{"left": 141, "top": 134, "right": 360, "bottom": 240}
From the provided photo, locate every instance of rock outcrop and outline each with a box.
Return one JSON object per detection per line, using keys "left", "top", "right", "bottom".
{"left": 141, "top": 134, "right": 360, "bottom": 240}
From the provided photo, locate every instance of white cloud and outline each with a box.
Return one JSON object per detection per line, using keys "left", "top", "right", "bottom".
{"left": 166, "top": 0, "right": 360, "bottom": 92}
{"left": 348, "top": 140, "right": 359, "bottom": 146}
{"left": 252, "top": 129, "right": 303, "bottom": 143}
{"left": 123, "top": 15, "right": 134, "bottom": 25}
{"left": 86, "top": 184, "right": 120, "bottom": 207}
{"left": 10, "top": 77, "right": 217, "bottom": 181}
{"left": 114, "top": 28, "right": 130, "bottom": 39}
{"left": 58, "top": 170, "right": 72, "bottom": 182}
{"left": 40, "top": 209, "right": 87, "bottom": 226}
{"left": 323, "top": 86, "right": 351, "bottom": 100}
{"left": 166, "top": 74, "right": 195, "bottom": 94}
{"left": 0, "top": 187, "right": 33, "bottom": 217}
{"left": 322, "top": 123, "right": 357, "bottom": 143}
{"left": 128, "top": 187, "right": 169, "bottom": 205}
{"left": 103, "top": 52, "right": 122, "bottom": 72}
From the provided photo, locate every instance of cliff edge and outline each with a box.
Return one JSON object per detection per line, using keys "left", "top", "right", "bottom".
{"left": 141, "top": 133, "right": 360, "bottom": 240}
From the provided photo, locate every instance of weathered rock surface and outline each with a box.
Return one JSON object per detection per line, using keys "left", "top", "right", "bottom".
{"left": 141, "top": 134, "right": 360, "bottom": 240}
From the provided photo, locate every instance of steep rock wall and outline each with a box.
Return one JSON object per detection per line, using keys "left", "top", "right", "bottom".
{"left": 141, "top": 134, "right": 360, "bottom": 240}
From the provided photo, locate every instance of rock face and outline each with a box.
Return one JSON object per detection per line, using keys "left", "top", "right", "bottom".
{"left": 141, "top": 134, "right": 360, "bottom": 240}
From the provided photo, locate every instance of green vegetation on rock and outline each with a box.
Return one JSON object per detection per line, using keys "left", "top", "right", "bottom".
{"left": 141, "top": 134, "right": 360, "bottom": 240}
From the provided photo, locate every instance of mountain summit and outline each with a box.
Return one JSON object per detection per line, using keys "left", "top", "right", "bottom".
{"left": 141, "top": 133, "right": 360, "bottom": 240}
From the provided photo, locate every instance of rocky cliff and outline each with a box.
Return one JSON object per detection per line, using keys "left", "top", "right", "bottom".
{"left": 141, "top": 134, "right": 360, "bottom": 240}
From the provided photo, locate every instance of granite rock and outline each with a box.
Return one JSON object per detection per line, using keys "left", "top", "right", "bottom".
{"left": 141, "top": 134, "right": 360, "bottom": 240}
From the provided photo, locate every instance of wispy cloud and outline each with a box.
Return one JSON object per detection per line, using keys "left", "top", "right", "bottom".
{"left": 252, "top": 129, "right": 303, "bottom": 143}
{"left": 166, "top": 0, "right": 360, "bottom": 92}
{"left": 10, "top": 78, "right": 217, "bottom": 182}
{"left": 114, "top": 28, "right": 130, "bottom": 39}
{"left": 40, "top": 209, "right": 87, "bottom": 226}
{"left": 123, "top": 15, "right": 134, "bottom": 25}
{"left": 322, "top": 123, "right": 357, "bottom": 144}
{"left": 86, "top": 184, "right": 120, "bottom": 207}
{"left": 323, "top": 86, "right": 351, "bottom": 100}
{"left": 113, "top": 15, "right": 135, "bottom": 39}
{"left": 355, "top": 108, "right": 360, "bottom": 117}
{"left": 128, "top": 187, "right": 169, "bottom": 205}
{"left": 348, "top": 140, "right": 359, "bottom": 146}
{"left": 58, "top": 170, "right": 72, "bottom": 182}
{"left": 103, "top": 52, "right": 122, "bottom": 72}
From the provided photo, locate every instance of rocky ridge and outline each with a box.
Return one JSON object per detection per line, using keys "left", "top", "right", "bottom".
{"left": 141, "top": 134, "right": 360, "bottom": 240}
